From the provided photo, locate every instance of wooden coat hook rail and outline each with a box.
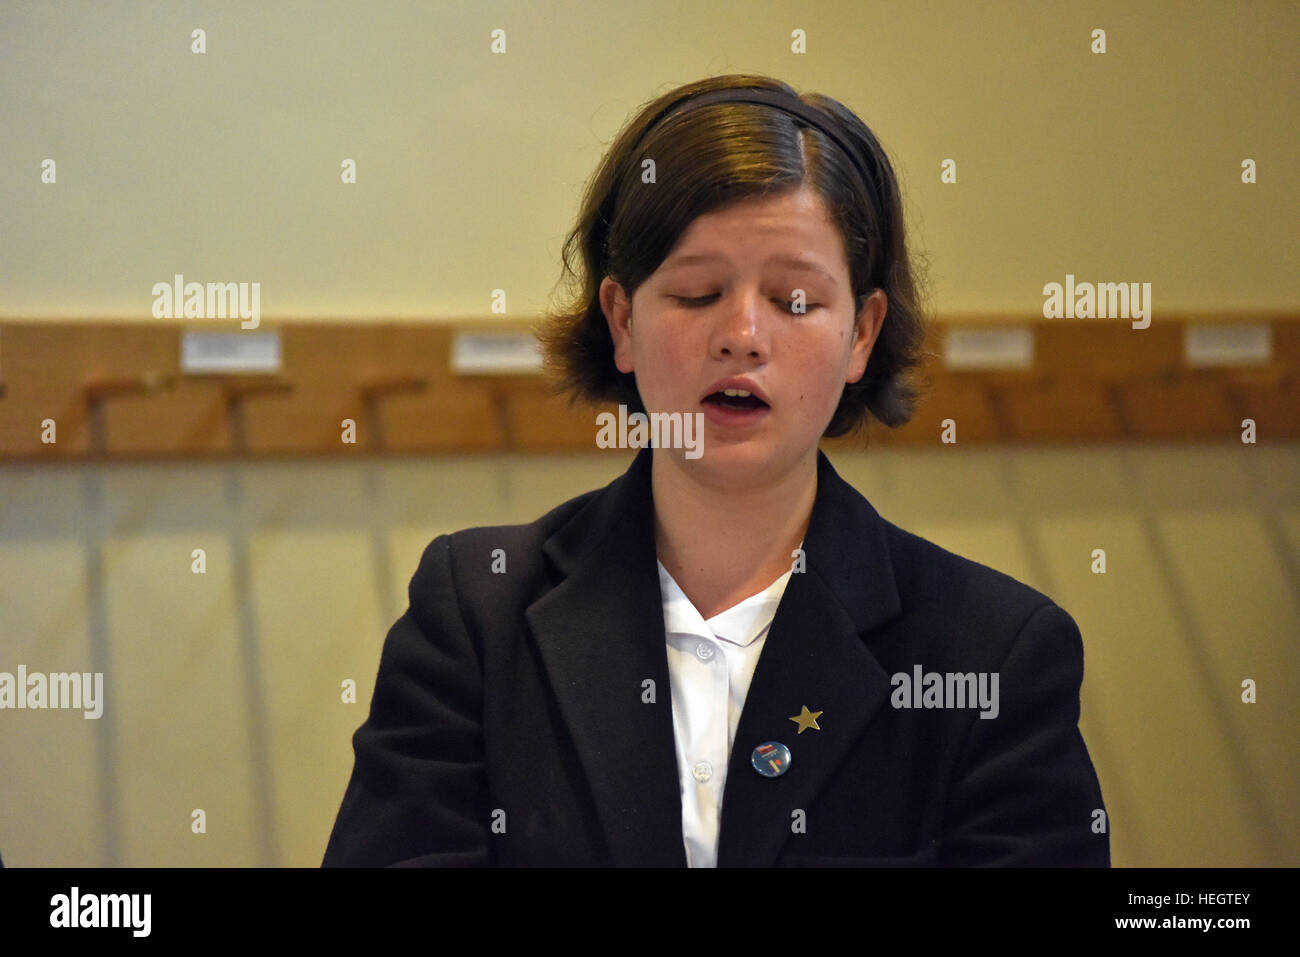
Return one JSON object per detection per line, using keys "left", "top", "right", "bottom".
{"left": 0, "top": 316, "right": 1295, "bottom": 460}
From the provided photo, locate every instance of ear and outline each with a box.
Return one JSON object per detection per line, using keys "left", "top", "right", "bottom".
{"left": 845, "top": 288, "right": 887, "bottom": 384}
{"left": 600, "top": 276, "right": 636, "bottom": 374}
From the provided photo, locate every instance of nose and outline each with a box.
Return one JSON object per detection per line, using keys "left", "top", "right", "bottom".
{"left": 709, "top": 288, "right": 771, "bottom": 363}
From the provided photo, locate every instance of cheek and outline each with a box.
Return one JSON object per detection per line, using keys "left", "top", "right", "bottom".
{"left": 637, "top": 337, "right": 682, "bottom": 378}
{"left": 640, "top": 321, "right": 698, "bottom": 370}
{"left": 631, "top": 327, "right": 695, "bottom": 402}
{"left": 793, "top": 335, "right": 851, "bottom": 383}
{"left": 786, "top": 333, "right": 853, "bottom": 415}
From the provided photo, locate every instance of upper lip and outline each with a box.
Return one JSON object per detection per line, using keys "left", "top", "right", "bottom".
{"left": 701, "top": 377, "right": 771, "bottom": 406}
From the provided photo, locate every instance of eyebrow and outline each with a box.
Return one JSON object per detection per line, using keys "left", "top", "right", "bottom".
{"left": 660, "top": 253, "right": 837, "bottom": 284}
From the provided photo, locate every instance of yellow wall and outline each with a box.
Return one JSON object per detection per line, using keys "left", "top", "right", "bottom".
{"left": 1, "top": 0, "right": 1295, "bottom": 321}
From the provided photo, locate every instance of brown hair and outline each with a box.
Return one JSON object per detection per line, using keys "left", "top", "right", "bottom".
{"left": 535, "top": 73, "right": 932, "bottom": 437}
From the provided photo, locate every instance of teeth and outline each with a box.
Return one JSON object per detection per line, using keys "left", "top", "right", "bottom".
{"left": 721, "top": 388, "right": 752, "bottom": 397}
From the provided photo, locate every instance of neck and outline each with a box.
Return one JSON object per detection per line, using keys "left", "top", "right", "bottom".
{"left": 651, "top": 448, "right": 817, "bottom": 620}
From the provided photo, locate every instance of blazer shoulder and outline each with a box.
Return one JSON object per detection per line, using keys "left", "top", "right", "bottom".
{"left": 878, "top": 516, "right": 1071, "bottom": 641}
{"left": 404, "top": 482, "right": 605, "bottom": 609}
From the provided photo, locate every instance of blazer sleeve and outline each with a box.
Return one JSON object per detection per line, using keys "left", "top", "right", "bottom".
{"left": 322, "top": 534, "right": 492, "bottom": 866}
{"left": 939, "top": 602, "right": 1110, "bottom": 866}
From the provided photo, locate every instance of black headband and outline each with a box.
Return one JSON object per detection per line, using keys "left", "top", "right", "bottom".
{"left": 637, "top": 86, "right": 884, "bottom": 207}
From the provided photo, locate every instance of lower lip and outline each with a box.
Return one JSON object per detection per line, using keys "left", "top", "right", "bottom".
{"left": 701, "top": 400, "right": 770, "bottom": 427}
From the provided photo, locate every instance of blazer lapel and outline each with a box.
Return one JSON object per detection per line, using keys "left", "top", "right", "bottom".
{"left": 524, "top": 448, "right": 687, "bottom": 866}
{"left": 716, "top": 450, "right": 903, "bottom": 867}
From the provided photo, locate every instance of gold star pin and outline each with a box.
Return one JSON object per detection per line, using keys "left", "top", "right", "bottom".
{"left": 789, "top": 705, "right": 823, "bottom": 734}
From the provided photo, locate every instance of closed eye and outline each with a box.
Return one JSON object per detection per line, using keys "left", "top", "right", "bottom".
{"left": 672, "top": 295, "right": 820, "bottom": 313}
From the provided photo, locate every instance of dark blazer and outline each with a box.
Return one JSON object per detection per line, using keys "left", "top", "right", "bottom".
{"left": 323, "top": 447, "right": 1109, "bottom": 867}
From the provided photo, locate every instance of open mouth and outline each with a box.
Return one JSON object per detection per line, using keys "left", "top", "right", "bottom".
{"left": 702, "top": 388, "right": 769, "bottom": 411}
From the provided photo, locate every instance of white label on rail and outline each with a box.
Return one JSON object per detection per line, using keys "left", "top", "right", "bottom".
{"left": 451, "top": 332, "right": 543, "bottom": 374}
{"left": 1184, "top": 324, "right": 1271, "bottom": 367}
{"left": 942, "top": 327, "right": 1034, "bottom": 370}
{"left": 181, "top": 331, "right": 282, "bottom": 373}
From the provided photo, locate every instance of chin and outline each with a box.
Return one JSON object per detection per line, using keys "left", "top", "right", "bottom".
{"left": 689, "top": 442, "right": 805, "bottom": 484}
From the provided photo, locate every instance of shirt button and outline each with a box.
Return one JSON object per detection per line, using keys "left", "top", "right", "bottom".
{"left": 695, "top": 641, "right": 715, "bottom": 661}
{"left": 692, "top": 760, "right": 713, "bottom": 783}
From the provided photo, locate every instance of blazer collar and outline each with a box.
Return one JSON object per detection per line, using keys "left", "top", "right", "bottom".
{"left": 525, "top": 447, "right": 902, "bottom": 867}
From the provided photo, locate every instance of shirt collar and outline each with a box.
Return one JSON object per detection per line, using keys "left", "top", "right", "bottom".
{"left": 657, "top": 555, "right": 798, "bottom": 649}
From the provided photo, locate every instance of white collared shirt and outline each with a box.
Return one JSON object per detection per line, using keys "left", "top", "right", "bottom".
{"left": 657, "top": 557, "right": 797, "bottom": 868}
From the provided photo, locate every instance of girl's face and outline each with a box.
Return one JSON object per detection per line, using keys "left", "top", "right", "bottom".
{"left": 600, "top": 185, "right": 887, "bottom": 491}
